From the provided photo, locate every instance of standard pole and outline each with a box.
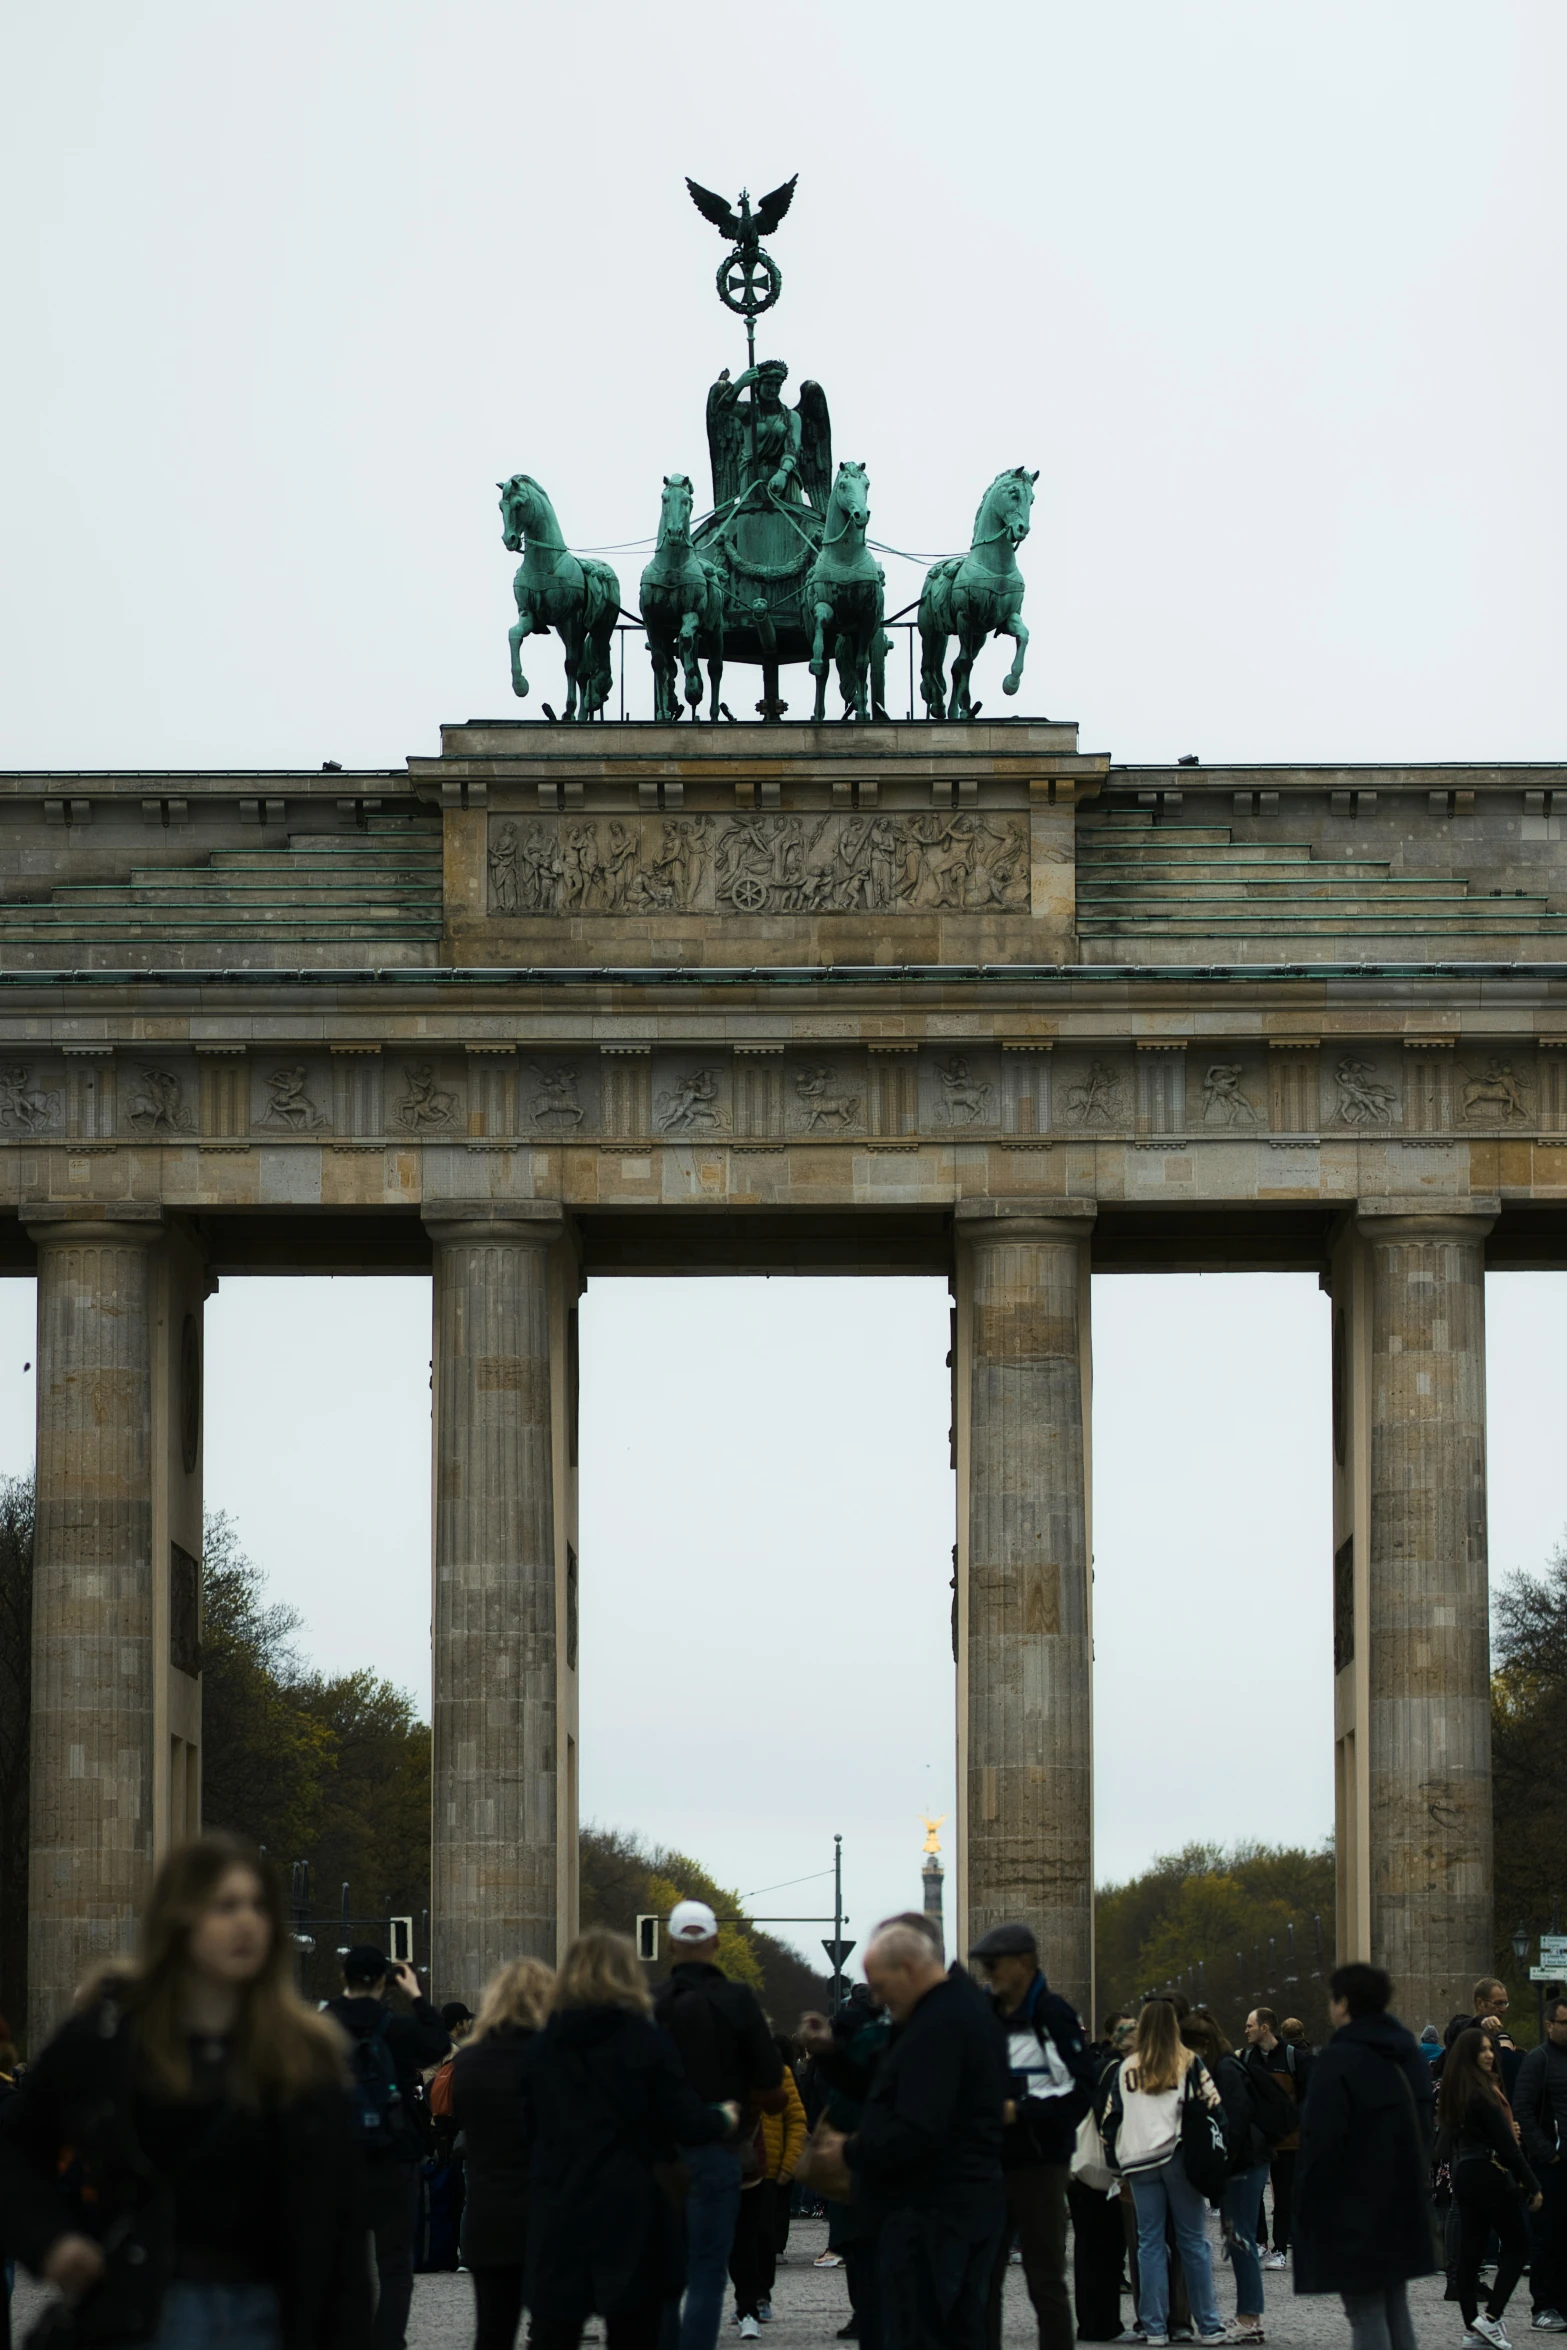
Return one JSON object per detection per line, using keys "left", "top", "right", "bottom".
{"left": 833, "top": 1834, "right": 844, "bottom": 2008}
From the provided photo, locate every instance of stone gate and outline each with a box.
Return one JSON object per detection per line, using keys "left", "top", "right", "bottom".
{"left": 10, "top": 715, "right": 1566, "bottom": 2046}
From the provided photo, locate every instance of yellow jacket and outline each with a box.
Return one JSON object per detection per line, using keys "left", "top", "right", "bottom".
{"left": 756, "top": 2066, "right": 808, "bottom": 2182}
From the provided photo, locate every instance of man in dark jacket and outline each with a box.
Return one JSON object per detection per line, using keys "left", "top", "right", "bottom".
{"left": 1292, "top": 1962, "right": 1436, "bottom": 2350}
{"left": 1514, "top": 1995, "right": 1567, "bottom": 2329}
{"left": 817, "top": 1922, "right": 1006, "bottom": 2350}
{"left": 325, "top": 1944, "right": 451, "bottom": 2350}
{"left": 969, "top": 1922, "right": 1096, "bottom": 2350}
{"left": 655, "top": 1899, "right": 784, "bottom": 2350}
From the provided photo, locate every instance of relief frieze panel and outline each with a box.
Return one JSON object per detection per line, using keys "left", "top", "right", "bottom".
{"left": 486, "top": 811, "right": 1029, "bottom": 917}
{"left": 0, "top": 1064, "right": 62, "bottom": 1135}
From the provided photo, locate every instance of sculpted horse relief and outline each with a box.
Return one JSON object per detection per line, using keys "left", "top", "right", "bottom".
{"left": 485, "top": 814, "right": 1028, "bottom": 917}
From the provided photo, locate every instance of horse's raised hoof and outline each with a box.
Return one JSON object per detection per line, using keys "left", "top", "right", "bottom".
{"left": 1003, "top": 674, "right": 1020, "bottom": 695}
{"left": 511, "top": 678, "right": 529, "bottom": 701}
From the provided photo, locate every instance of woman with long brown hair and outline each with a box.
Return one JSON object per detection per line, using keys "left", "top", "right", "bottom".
{"left": 1100, "top": 1999, "right": 1226, "bottom": 2348}
{"left": 519, "top": 1928, "right": 741, "bottom": 2350}
{"left": 451, "top": 1956, "right": 556, "bottom": 2350}
{"left": 1438, "top": 2026, "right": 1542, "bottom": 2348}
{"left": 0, "top": 1834, "right": 371, "bottom": 2350}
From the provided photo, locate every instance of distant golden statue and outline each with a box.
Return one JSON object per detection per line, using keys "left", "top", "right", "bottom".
{"left": 921, "top": 1814, "right": 946, "bottom": 1857}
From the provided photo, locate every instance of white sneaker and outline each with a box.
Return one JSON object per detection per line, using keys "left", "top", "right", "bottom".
{"left": 739, "top": 2322, "right": 761, "bottom": 2342}
{"left": 1475, "top": 2320, "right": 1511, "bottom": 2350}
{"left": 1533, "top": 2320, "right": 1567, "bottom": 2335}
{"left": 1262, "top": 2252, "right": 1287, "bottom": 2270}
{"left": 812, "top": 2252, "right": 843, "bottom": 2269}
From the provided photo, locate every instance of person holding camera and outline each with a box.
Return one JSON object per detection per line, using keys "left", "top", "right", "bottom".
{"left": 324, "top": 1943, "right": 451, "bottom": 2350}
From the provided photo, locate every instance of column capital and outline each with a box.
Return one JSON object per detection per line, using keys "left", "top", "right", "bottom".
{"left": 1356, "top": 1195, "right": 1498, "bottom": 1244}
{"left": 422, "top": 1201, "right": 567, "bottom": 1248}
{"left": 955, "top": 1200, "right": 1096, "bottom": 1247}
{"left": 25, "top": 1204, "right": 165, "bottom": 1249}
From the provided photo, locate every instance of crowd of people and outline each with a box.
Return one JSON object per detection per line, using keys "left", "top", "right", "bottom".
{"left": 1, "top": 1836, "right": 1565, "bottom": 2350}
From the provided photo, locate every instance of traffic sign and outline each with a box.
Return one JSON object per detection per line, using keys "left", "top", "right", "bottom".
{"left": 1529, "top": 1966, "right": 1564, "bottom": 1982}
{"left": 1540, "top": 1936, "right": 1567, "bottom": 1963}
{"left": 822, "top": 1938, "right": 856, "bottom": 1971}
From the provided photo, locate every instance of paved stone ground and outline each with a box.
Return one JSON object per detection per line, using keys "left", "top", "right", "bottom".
{"left": 5, "top": 2212, "right": 1480, "bottom": 2346}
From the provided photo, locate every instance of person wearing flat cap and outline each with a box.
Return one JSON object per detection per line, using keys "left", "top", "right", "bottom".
{"left": 968, "top": 1923, "right": 1098, "bottom": 2350}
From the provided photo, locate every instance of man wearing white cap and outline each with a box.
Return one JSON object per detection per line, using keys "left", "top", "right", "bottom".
{"left": 657, "top": 1900, "right": 785, "bottom": 2350}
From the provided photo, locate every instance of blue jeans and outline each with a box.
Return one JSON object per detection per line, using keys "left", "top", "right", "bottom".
{"left": 150, "top": 2282, "right": 282, "bottom": 2348}
{"left": 678, "top": 2142, "right": 742, "bottom": 2350}
{"left": 1222, "top": 2164, "right": 1268, "bottom": 2316}
{"left": 1130, "top": 2154, "right": 1223, "bottom": 2340}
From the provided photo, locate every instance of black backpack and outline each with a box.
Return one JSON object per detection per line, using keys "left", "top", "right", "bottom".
{"left": 349, "top": 2007, "right": 405, "bottom": 2156}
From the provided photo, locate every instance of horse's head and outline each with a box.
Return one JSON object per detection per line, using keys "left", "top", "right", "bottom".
{"left": 498, "top": 471, "right": 547, "bottom": 553}
{"left": 975, "top": 465, "right": 1038, "bottom": 550}
{"left": 659, "top": 472, "right": 695, "bottom": 544}
{"left": 831, "top": 459, "right": 870, "bottom": 531}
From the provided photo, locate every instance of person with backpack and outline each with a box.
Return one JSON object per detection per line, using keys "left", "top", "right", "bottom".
{"left": 968, "top": 1921, "right": 1098, "bottom": 2350}
{"left": 0, "top": 1833, "right": 371, "bottom": 2350}
{"left": 1240, "top": 2009, "right": 1311, "bottom": 2267}
{"left": 1438, "top": 2028, "right": 1543, "bottom": 2349}
{"left": 450, "top": 1958, "right": 555, "bottom": 2350}
{"left": 521, "top": 1928, "right": 741, "bottom": 2350}
{"left": 1292, "top": 1962, "right": 1436, "bottom": 2350}
{"left": 324, "top": 1942, "right": 451, "bottom": 2350}
{"left": 1183, "top": 2010, "right": 1290, "bottom": 2343}
{"left": 1099, "top": 1998, "right": 1227, "bottom": 2348}
{"left": 654, "top": 1900, "right": 785, "bottom": 2350}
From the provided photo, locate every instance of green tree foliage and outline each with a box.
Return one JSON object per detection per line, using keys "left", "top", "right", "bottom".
{"left": 1491, "top": 1545, "right": 1567, "bottom": 2034}
{"left": 581, "top": 1824, "right": 830, "bottom": 2026}
{"left": 199, "top": 1512, "right": 429, "bottom": 2001}
{"left": 1095, "top": 1841, "right": 1337, "bottom": 2042}
{"left": 0, "top": 1472, "right": 34, "bottom": 2029}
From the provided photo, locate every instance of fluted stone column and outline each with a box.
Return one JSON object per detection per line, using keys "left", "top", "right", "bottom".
{"left": 427, "top": 1205, "right": 571, "bottom": 1999}
{"left": 956, "top": 1203, "right": 1094, "bottom": 2015}
{"left": 1361, "top": 1207, "right": 1495, "bottom": 2027}
{"left": 26, "top": 1208, "right": 163, "bottom": 2048}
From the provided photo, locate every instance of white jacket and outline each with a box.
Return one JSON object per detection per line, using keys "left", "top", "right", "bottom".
{"left": 1107, "top": 2054, "right": 1217, "bottom": 2176}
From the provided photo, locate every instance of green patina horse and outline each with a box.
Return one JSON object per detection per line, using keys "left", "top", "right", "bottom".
{"left": 804, "top": 461, "right": 888, "bottom": 723}
{"left": 498, "top": 474, "right": 620, "bottom": 723}
{"left": 918, "top": 466, "right": 1037, "bottom": 721}
{"left": 639, "top": 474, "right": 725, "bottom": 722}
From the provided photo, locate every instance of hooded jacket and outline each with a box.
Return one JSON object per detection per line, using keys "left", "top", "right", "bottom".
{"left": 519, "top": 2003, "right": 729, "bottom": 2317}
{"left": 1292, "top": 2010, "right": 1437, "bottom": 2297}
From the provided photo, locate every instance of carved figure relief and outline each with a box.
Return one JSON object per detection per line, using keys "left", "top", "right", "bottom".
{"left": 1063, "top": 1060, "right": 1124, "bottom": 1126}
{"left": 657, "top": 1068, "right": 725, "bottom": 1132}
{"left": 259, "top": 1065, "right": 327, "bottom": 1130}
{"left": 794, "top": 1065, "right": 862, "bottom": 1131}
{"left": 935, "top": 1056, "right": 992, "bottom": 1126}
{"left": 0, "top": 1065, "right": 60, "bottom": 1133}
{"left": 489, "top": 821, "right": 519, "bottom": 912}
{"left": 1333, "top": 1057, "right": 1396, "bottom": 1126}
{"left": 529, "top": 1062, "right": 584, "bottom": 1127}
{"left": 487, "top": 812, "right": 1028, "bottom": 916}
{"left": 1201, "top": 1064, "right": 1256, "bottom": 1126}
{"left": 1461, "top": 1060, "right": 1530, "bottom": 1122}
{"left": 395, "top": 1063, "right": 459, "bottom": 1131}
{"left": 128, "top": 1068, "right": 194, "bottom": 1135}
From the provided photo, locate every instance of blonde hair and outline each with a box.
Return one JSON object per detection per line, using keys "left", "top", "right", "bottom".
{"left": 472, "top": 1957, "right": 555, "bottom": 2043}
{"left": 1126, "top": 1999, "right": 1194, "bottom": 2097}
{"left": 121, "top": 1836, "right": 344, "bottom": 2108}
{"left": 552, "top": 1927, "right": 652, "bottom": 2017}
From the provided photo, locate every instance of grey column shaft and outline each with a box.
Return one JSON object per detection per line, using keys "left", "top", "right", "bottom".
{"left": 964, "top": 1211, "right": 1093, "bottom": 2012}
{"left": 429, "top": 1213, "right": 561, "bottom": 1997}
{"left": 27, "top": 1216, "right": 161, "bottom": 2048}
{"left": 1365, "top": 1212, "right": 1493, "bottom": 2026}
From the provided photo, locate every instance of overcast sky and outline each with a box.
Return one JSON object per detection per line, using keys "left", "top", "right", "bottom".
{"left": 2, "top": 2, "right": 1565, "bottom": 1977}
